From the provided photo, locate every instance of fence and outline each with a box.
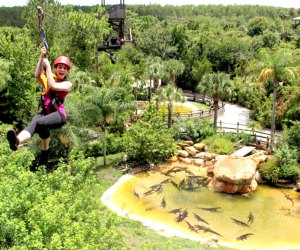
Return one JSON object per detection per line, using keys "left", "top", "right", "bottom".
{"left": 136, "top": 93, "right": 280, "bottom": 147}
{"left": 162, "top": 92, "right": 225, "bottom": 121}
{"left": 217, "top": 121, "right": 281, "bottom": 147}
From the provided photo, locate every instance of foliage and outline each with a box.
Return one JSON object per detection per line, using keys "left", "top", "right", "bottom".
{"left": 260, "top": 145, "right": 300, "bottom": 183}
{"left": 220, "top": 132, "right": 255, "bottom": 146}
{"left": 0, "top": 27, "right": 37, "bottom": 125}
{"left": 202, "top": 135, "right": 234, "bottom": 155}
{"left": 274, "top": 144, "right": 300, "bottom": 181}
{"left": 0, "top": 124, "right": 126, "bottom": 249}
{"left": 284, "top": 121, "right": 300, "bottom": 160}
{"left": 81, "top": 132, "right": 122, "bottom": 157}
{"left": 122, "top": 103, "right": 177, "bottom": 164}
{"left": 196, "top": 72, "right": 232, "bottom": 128}
{"left": 155, "top": 84, "right": 185, "bottom": 128}
{"left": 172, "top": 118, "right": 216, "bottom": 142}
{"left": 259, "top": 156, "right": 281, "bottom": 183}
{"left": 0, "top": 7, "right": 25, "bottom": 27}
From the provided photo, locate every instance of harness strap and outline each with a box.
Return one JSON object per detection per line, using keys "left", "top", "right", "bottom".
{"left": 39, "top": 73, "right": 64, "bottom": 114}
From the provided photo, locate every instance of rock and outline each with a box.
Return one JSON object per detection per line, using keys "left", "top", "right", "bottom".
{"left": 177, "top": 150, "right": 189, "bottom": 158}
{"left": 206, "top": 165, "right": 214, "bottom": 177}
{"left": 177, "top": 141, "right": 194, "bottom": 149}
{"left": 177, "top": 142, "right": 191, "bottom": 149}
{"left": 194, "top": 152, "right": 216, "bottom": 160}
{"left": 179, "top": 157, "right": 193, "bottom": 164}
{"left": 296, "top": 182, "right": 300, "bottom": 192}
{"left": 195, "top": 152, "right": 206, "bottom": 159}
{"left": 215, "top": 155, "right": 228, "bottom": 161}
{"left": 247, "top": 150, "right": 269, "bottom": 164}
{"left": 209, "top": 156, "right": 258, "bottom": 194}
{"left": 255, "top": 171, "right": 267, "bottom": 184}
{"left": 166, "top": 156, "right": 178, "bottom": 162}
{"left": 194, "top": 143, "right": 206, "bottom": 151}
{"left": 194, "top": 158, "right": 205, "bottom": 166}
{"left": 184, "top": 146, "right": 198, "bottom": 156}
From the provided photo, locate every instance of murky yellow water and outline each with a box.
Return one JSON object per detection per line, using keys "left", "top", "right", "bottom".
{"left": 110, "top": 164, "right": 300, "bottom": 250}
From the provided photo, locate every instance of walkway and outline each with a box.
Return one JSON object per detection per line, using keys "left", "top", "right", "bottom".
{"left": 231, "top": 146, "right": 256, "bottom": 157}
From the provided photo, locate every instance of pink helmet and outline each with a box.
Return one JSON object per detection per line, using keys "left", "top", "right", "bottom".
{"left": 53, "top": 55, "right": 71, "bottom": 70}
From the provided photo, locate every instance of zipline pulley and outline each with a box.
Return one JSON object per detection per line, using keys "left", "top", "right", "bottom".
{"left": 37, "top": 6, "right": 49, "bottom": 51}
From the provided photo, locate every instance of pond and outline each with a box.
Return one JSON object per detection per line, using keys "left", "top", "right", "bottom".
{"left": 102, "top": 163, "right": 300, "bottom": 250}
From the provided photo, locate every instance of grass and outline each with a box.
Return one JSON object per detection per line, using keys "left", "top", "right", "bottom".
{"left": 191, "top": 101, "right": 208, "bottom": 111}
{"left": 137, "top": 101, "right": 208, "bottom": 114}
{"left": 95, "top": 153, "right": 232, "bottom": 250}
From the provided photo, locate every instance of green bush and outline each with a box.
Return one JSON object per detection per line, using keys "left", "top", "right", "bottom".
{"left": 172, "top": 118, "right": 216, "bottom": 142}
{"left": 259, "top": 156, "right": 281, "bottom": 184}
{"left": 202, "top": 135, "right": 234, "bottom": 155}
{"left": 275, "top": 144, "right": 300, "bottom": 181}
{"left": 81, "top": 132, "right": 122, "bottom": 157}
{"left": 0, "top": 124, "right": 127, "bottom": 249}
{"left": 285, "top": 121, "right": 300, "bottom": 161}
{"left": 122, "top": 104, "right": 177, "bottom": 164}
{"left": 259, "top": 145, "right": 300, "bottom": 183}
{"left": 221, "top": 132, "right": 255, "bottom": 146}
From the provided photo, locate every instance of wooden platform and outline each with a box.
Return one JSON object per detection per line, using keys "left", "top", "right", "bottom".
{"left": 231, "top": 146, "right": 256, "bottom": 157}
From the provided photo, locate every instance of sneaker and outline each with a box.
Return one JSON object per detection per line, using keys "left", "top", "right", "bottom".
{"left": 6, "top": 130, "right": 19, "bottom": 151}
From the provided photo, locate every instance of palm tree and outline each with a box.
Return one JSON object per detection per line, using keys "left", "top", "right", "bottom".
{"left": 146, "top": 56, "right": 164, "bottom": 95}
{"left": 155, "top": 83, "right": 185, "bottom": 128}
{"left": 164, "top": 59, "right": 185, "bottom": 84}
{"left": 82, "top": 86, "right": 135, "bottom": 166}
{"left": 196, "top": 72, "right": 231, "bottom": 129}
{"left": 256, "top": 48, "right": 300, "bottom": 150}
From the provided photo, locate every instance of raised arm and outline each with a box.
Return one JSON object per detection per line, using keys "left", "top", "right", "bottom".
{"left": 35, "top": 46, "right": 47, "bottom": 80}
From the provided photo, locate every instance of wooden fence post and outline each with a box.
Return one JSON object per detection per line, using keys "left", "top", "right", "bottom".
{"left": 237, "top": 122, "right": 239, "bottom": 133}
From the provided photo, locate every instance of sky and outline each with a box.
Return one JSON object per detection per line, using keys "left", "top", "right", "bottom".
{"left": 2, "top": 0, "right": 300, "bottom": 8}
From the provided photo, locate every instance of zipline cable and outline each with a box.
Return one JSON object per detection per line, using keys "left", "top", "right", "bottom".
{"left": 28, "top": 0, "right": 97, "bottom": 39}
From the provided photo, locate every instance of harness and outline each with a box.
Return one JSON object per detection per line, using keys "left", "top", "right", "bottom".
{"left": 39, "top": 73, "right": 65, "bottom": 115}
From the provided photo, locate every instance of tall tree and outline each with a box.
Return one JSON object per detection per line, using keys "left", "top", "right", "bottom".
{"left": 146, "top": 56, "right": 164, "bottom": 95}
{"left": 196, "top": 72, "right": 231, "bottom": 128}
{"left": 155, "top": 84, "right": 185, "bottom": 128}
{"left": 164, "top": 59, "right": 185, "bottom": 84}
{"left": 256, "top": 48, "right": 300, "bottom": 150}
{"left": 82, "top": 86, "right": 135, "bottom": 166}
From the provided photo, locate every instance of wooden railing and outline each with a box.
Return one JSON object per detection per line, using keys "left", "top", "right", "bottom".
{"left": 217, "top": 121, "right": 281, "bottom": 147}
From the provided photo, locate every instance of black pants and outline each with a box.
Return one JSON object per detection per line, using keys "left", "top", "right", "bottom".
{"left": 25, "top": 111, "right": 66, "bottom": 139}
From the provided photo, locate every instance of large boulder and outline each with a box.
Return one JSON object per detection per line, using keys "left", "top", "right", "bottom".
{"left": 209, "top": 156, "right": 258, "bottom": 194}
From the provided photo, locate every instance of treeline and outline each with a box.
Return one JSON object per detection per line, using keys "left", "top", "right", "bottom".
{"left": 1, "top": 4, "right": 300, "bottom": 28}
{"left": 128, "top": 4, "right": 300, "bottom": 21}
{"left": 0, "top": 7, "right": 25, "bottom": 27}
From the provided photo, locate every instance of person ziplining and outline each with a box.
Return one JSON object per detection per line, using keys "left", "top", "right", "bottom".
{"left": 6, "top": 6, "right": 72, "bottom": 166}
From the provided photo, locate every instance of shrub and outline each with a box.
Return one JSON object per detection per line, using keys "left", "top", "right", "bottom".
{"left": 202, "top": 135, "right": 234, "bottom": 155}
{"left": 285, "top": 121, "right": 300, "bottom": 161}
{"left": 259, "top": 145, "right": 300, "bottom": 183}
{"left": 81, "top": 132, "right": 122, "bottom": 157}
{"left": 0, "top": 124, "right": 127, "bottom": 249}
{"left": 221, "top": 132, "right": 255, "bottom": 146}
{"left": 275, "top": 144, "right": 300, "bottom": 181}
{"left": 259, "top": 156, "right": 281, "bottom": 184}
{"left": 172, "top": 118, "right": 216, "bottom": 142}
{"left": 122, "top": 103, "right": 177, "bottom": 164}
